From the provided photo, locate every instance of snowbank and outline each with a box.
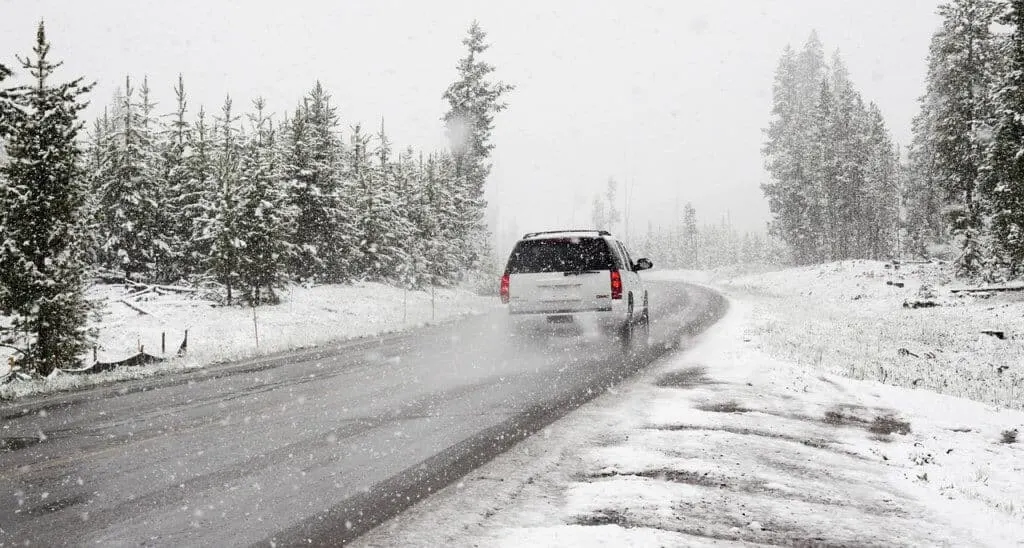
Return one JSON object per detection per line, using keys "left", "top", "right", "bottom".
{"left": 0, "top": 282, "right": 495, "bottom": 400}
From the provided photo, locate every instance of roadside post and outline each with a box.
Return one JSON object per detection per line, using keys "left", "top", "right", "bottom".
{"left": 252, "top": 304, "right": 259, "bottom": 348}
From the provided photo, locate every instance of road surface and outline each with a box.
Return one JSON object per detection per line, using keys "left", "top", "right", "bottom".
{"left": 0, "top": 280, "right": 725, "bottom": 546}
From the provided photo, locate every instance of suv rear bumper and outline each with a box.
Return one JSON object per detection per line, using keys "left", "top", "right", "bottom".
{"left": 507, "top": 304, "right": 629, "bottom": 335}
{"left": 509, "top": 305, "right": 612, "bottom": 315}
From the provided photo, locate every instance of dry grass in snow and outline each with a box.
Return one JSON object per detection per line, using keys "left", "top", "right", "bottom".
{"left": 708, "top": 260, "right": 1024, "bottom": 410}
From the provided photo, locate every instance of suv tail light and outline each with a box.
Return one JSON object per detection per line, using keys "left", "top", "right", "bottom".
{"left": 610, "top": 269, "right": 623, "bottom": 300}
{"left": 500, "top": 272, "right": 510, "bottom": 304}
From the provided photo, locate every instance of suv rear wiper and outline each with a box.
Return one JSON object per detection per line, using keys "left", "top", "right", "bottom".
{"left": 563, "top": 270, "right": 600, "bottom": 276}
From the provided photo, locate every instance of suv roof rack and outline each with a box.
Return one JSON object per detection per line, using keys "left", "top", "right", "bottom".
{"left": 521, "top": 229, "right": 612, "bottom": 239}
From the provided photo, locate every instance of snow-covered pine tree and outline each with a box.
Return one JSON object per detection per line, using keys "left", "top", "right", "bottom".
{"left": 862, "top": 103, "right": 900, "bottom": 260}
{"left": 283, "top": 83, "right": 350, "bottom": 282}
{"left": 366, "top": 124, "right": 413, "bottom": 282}
{"left": 426, "top": 151, "right": 463, "bottom": 283}
{"left": 825, "top": 53, "right": 868, "bottom": 260}
{"left": 235, "top": 98, "right": 293, "bottom": 304}
{"left": 160, "top": 74, "right": 194, "bottom": 281}
{"left": 200, "top": 96, "right": 243, "bottom": 304}
{"left": 762, "top": 42, "right": 820, "bottom": 264}
{"left": 392, "top": 149, "right": 420, "bottom": 288}
{"left": 95, "top": 75, "right": 167, "bottom": 281}
{"left": 442, "top": 21, "right": 513, "bottom": 275}
{"left": 0, "top": 22, "right": 94, "bottom": 374}
{"left": 0, "top": 62, "right": 13, "bottom": 133}
{"left": 307, "top": 83, "right": 353, "bottom": 282}
{"left": 915, "top": 0, "right": 1002, "bottom": 273}
{"left": 80, "top": 109, "right": 111, "bottom": 268}
{"left": 985, "top": 0, "right": 1024, "bottom": 274}
{"left": 905, "top": 81, "right": 946, "bottom": 256}
{"left": 435, "top": 156, "right": 463, "bottom": 280}
{"left": 182, "top": 106, "right": 215, "bottom": 276}
{"left": 349, "top": 123, "right": 379, "bottom": 279}
{"left": 392, "top": 147, "right": 426, "bottom": 288}
{"left": 138, "top": 76, "right": 176, "bottom": 281}
{"left": 281, "top": 102, "right": 315, "bottom": 279}
{"left": 0, "top": 60, "right": 14, "bottom": 349}
{"left": 795, "top": 33, "right": 829, "bottom": 262}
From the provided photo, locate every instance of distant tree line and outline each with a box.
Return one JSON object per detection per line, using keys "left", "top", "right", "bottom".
{"left": 586, "top": 178, "right": 782, "bottom": 270}
{"left": 904, "top": 0, "right": 1024, "bottom": 279}
{"left": 634, "top": 203, "right": 787, "bottom": 270}
{"left": 761, "top": 32, "right": 901, "bottom": 266}
{"left": 0, "top": 21, "right": 511, "bottom": 374}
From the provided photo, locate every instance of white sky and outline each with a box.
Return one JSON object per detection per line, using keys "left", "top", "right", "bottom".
{"left": 1, "top": 0, "right": 942, "bottom": 249}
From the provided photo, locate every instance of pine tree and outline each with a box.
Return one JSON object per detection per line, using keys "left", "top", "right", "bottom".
{"left": 95, "top": 75, "right": 166, "bottom": 280}
{"left": 986, "top": 0, "right": 1024, "bottom": 273}
{"left": 200, "top": 96, "right": 243, "bottom": 304}
{"left": 236, "top": 98, "right": 293, "bottom": 304}
{"left": 0, "top": 61, "right": 15, "bottom": 138}
{"left": 683, "top": 202, "right": 698, "bottom": 267}
{"left": 393, "top": 148, "right": 429, "bottom": 288}
{"left": 589, "top": 178, "right": 621, "bottom": 232}
{"left": 809, "top": 78, "right": 838, "bottom": 260}
{"left": 591, "top": 195, "right": 607, "bottom": 230}
{"left": 181, "top": 106, "right": 214, "bottom": 277}
{"left": 905, "top": 96, "right": 945, "bottom": 256}
{"left": 349, "top": 123, "right": 380, "bottom": 278}
{"left": 281, "top": 103, "right": 314, "bottom": 278}
{"left": 80, "top": 109, "right": 111, "bottom": 267}
{"left": 138, "top": 76, "right": 175, "bottom": 281}
{"left": 161, "top": 74, "right": 193, "bottom": 281}
{"left": 762, "top": 38, "right": 825, "bottom": 264}
{"left": 605, "top": 178, "right": 621, "bottom": 230}
{"left": 826, "top": 54, "right": 868, "bottom": 260}
{"left": 367, "top": 123, "right": 413, "bottom": 281}
{"left": 283, "top": 83, "right": 350, "bottom": 282}
{"left": 0, "top": 22, "right": 94, "bottom": 374}
{"left": 421, "top": 151, "right": 461, "bottom": 284}
{"left": 915, "top": 0, "right": 1002, "bottom": 273}
{"left": 442, "top": 21, "right": 513, "bottom": 273}
{"left": 862, "top": 103, "right": 900, "bottom": 260}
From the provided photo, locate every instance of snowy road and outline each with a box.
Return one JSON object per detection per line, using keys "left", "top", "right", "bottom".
{"left": 0, "top": 281, "right": 725, "bottom": 546}
{"left": 355, "top": 285, "right": 1024, "bottom": 547}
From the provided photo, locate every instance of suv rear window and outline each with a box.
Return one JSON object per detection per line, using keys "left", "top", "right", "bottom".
{"left": 506, "top": 237, "right": 614, "bottom": 274}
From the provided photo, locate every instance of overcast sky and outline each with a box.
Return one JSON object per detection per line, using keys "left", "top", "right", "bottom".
{"left": 1, "top": 0, "right": 942, "bottom": 249}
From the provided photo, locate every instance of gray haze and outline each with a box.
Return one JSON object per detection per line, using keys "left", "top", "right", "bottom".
{"left": 0, "top": 0, "right": 941, "bottom": 253}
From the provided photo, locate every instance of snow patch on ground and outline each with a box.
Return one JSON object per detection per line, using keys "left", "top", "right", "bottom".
{"left": 0, "top": 282, "right": 495, "bottom": 400}
{"left": 356, "top": 265, "right": 1024, "bottom": 547}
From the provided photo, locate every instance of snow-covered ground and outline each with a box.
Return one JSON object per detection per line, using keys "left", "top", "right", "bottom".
{"left": 713, "top": 260, "right": 1024, "bottom": 410}
{"left": 0, "top": 282, "right": 494, "bottom": 400}
{"left": 357, "top": 262, "right": 1024, "bottom": 547}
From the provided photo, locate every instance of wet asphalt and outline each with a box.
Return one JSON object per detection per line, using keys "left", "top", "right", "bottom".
{"left": 0, "top": 280, "right": 725, "bottom": 546}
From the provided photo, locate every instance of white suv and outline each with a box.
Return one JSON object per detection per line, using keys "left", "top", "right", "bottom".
{"left": 499, "top": 230, "right": 653, "bottom": 350}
